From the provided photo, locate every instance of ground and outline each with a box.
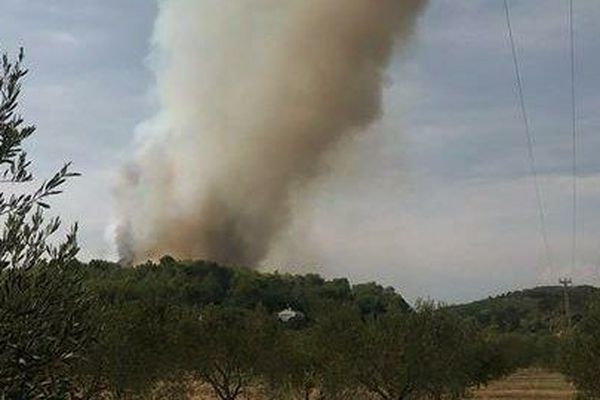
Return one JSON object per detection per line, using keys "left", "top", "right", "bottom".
{"left": 469, "top": 368, "right": 576, "bottom": 400}
{"left": 185, "top": 368, "right": 577, "bottom": 399}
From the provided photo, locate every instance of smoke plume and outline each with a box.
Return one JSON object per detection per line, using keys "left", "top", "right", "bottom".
{"left": 115, "top": 0, "right": 427, "bottom": 267}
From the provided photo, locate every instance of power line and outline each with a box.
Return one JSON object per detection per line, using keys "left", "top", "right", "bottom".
{"left": 569, "top": 0, "right": 577, "bottom": 275}
{"left": 503, "top": 0, "right": 553, "bottom": 269}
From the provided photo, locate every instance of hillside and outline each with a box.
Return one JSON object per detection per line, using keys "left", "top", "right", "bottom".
{"left": 450, "top": 285, "right": 600, "bottom": 333}
{"left": 82, "top": 258, "right": 599, "bottom": 330}
{"left": 81, "top": 257, "right": 412, "bottom": 318}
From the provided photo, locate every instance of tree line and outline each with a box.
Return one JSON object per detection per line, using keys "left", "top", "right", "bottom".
{"left": 67, "top": 258, "right": 531, "bottom": 399}
{"left": 4, "top": 260, "right": 532, "bottom": 399}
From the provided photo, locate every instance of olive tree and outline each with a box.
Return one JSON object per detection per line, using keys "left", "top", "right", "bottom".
{"left": 181, "top": 305, "right": 277, "bottom": 400}
{"left": 307, "top": 301, "right": 489, "bottom": 400}
{"left": 261, "top": 329, "right": 323, "bottom": 400}
{"left": 0, "top": 49, "right": 91, "bottom": 399}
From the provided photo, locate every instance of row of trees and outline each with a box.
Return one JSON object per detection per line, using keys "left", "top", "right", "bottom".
{"left": 1, "top": 252, "right": 540, "bottom": 399}
{"left": 72, "top": 296, "right": 523, "bottom": 399}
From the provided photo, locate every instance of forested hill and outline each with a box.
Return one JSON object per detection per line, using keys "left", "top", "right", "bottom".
{"left": 80, "top": 257, "right": 411, "bottom": 318}
{"left": 450, "top": 285, "right": 600, "bottom": 333}
{"left": 80, "top": 257, "right": 599, "bottom": 331}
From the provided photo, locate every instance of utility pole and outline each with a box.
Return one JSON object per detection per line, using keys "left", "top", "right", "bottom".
{"left": 559, "top": 278, "right": 572, "bottom": 330}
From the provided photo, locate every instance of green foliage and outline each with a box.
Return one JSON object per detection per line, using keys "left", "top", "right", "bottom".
{"left": 77, "top": 259, "right": 518, "bottom": 399}
{"left": 0, "top": 264, "right": 94, "bottom": 398}
{"left": 81, "top": 258, "right": 410, "bottom": 319}
{"left": 340, "top": 302, "right": 493, "bottom": 400}
{"left": 450, "top": 285, "right": 600, "bottom": 377}
{"left": 0, "top": 49, "right": 80, "bottom": 271}
{"left": 451, "top": 286, "right": 599, "bottom": 334}
{"left": 261, "top": 328, "right": 322, "bottom": 399}
{"left": 0, "top": 48, "right": 87, "bottom": 399}
{"left": 258, "top": 301, "right": 501, "bottom": 400}
{"left": 187, "top": 306, "right": 276, "bottom": 400}
{"left": 481, "top": 332, "right": 560, "bottom": 375}
{"left": 560, "top": 295, "right": 600, "bottom": 398}
{"left": 80, "top": 301, "right": 189, "bottom": 398}
{"left": 3, "top": 243, "right": 567, "bottom": 399}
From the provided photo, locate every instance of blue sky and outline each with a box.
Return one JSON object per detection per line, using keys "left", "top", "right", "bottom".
{"left": 1, "top": 0, "right": 600, "bottom": 302}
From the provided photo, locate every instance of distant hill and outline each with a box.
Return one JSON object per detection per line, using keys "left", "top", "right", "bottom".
{"left": 450, "top": 285, "right": 600, "bottom": 334}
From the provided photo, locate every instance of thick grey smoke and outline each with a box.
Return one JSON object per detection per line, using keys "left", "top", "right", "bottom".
{"left": 115, "top": 0, "right": 427, "bottom": 266}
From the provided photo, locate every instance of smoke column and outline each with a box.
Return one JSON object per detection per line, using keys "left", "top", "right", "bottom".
{"left": 115, "top": 0, "right": 427, "bottom": 266}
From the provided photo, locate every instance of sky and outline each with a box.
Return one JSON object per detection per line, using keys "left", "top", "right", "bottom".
{"left": 1, "top": 0, "right": 600, "bottom": 303}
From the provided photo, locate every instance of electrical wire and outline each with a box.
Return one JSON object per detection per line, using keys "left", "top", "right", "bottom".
{"left": 503, "top": 0, "right": 553, "bottom": 269}
{"left": 569, "top": 0, "right": 577, "bottom": 276}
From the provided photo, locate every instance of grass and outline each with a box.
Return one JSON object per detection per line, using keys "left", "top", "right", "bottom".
{"left": 469, "top": 368, "right": 576, "bottom": 399}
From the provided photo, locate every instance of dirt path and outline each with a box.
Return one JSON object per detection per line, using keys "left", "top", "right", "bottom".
{"left": 469, "top": 368, "right": 576, "bottom": 399}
